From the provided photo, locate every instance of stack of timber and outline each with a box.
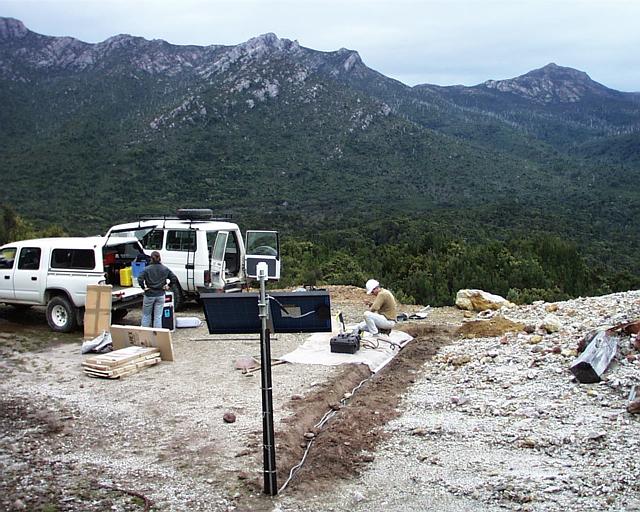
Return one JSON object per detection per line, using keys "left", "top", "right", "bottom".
{"left": 82, "top": 346, "right": 161, "bottom": 379}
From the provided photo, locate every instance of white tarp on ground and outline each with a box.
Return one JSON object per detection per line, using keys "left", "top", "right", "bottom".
{"left": 279, "top": 329, "right": 413, "bottom": 373}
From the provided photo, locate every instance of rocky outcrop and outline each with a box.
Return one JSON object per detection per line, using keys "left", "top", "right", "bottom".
{"left": 482, "top": 62, "right": 619, "bottom": 103}
{"left": 0, "top": 17, "right": 27, "bottom": 41}
{"left": 455, "top": 289, "right": 513, "bottom": 311}
{"left": 0, "top": 17, "right": 365, "bottom": 85}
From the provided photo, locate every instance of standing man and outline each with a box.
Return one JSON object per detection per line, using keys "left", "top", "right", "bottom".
{"left": 354, "top": 279, "right": 397, "bottom": 336}
{"left": 138, "top": 251, "right": 178, "bottom": 328}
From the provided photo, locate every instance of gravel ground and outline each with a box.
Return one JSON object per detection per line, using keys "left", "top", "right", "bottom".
{"left": 1, "top": 287, "right": 639, "bottom": 511}
{"left": 0, "top": 297, "right": 347, "bottom": 511}
{"left": 278, "top": 289, "right": 640, "bottom": 512}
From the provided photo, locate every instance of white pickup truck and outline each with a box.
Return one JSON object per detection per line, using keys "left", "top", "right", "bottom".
{"left": 0, "top": 236, "right": 146, "bottom": 332}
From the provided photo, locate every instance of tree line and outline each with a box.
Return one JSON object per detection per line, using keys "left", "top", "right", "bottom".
{"left": 278, "top": 218, "right": 638, "bottom": 306}
{"left": 0, "top": 205, "right": 65, "bottom": 246}
{"left": 2, "top": 205, "right": 637, "bottom": 306}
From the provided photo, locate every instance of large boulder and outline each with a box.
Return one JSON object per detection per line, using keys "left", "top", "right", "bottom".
{"left": 455, "top": 289, "right": 512, "bottom": 311}
{"left": 541, "top": 314, "right": 562, "bottom": 333}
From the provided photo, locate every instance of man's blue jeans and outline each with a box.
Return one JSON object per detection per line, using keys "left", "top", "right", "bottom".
{"left": 141, "top": 294, "right": 165, "bottom": 328}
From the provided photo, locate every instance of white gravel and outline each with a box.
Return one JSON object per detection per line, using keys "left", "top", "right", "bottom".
{"left": 278, "top": 290, "right": 640, "bottom": 512}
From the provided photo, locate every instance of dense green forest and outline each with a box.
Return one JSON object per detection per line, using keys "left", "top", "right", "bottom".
{"left": 1, "top": 20, "right": 638, "bottom": 307}
{"left": 277, "top": 217, "right": 639, "bottom": 306}
{"left": 0, "top": 205, "right": 65, "bottom": 244}
{"left": 3, "top": 204, "right": 636, "bottom": 307}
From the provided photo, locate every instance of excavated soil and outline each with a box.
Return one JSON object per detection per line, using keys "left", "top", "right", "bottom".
{"left": 275, "top": 324, "right": 453, "bottom": 493}
{"left": 456, "top": 316, "right": 525, "bottom": 338}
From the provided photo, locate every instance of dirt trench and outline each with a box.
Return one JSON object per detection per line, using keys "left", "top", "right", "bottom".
{"left": 248, "top": 324, "right": 455, "bottom": 495}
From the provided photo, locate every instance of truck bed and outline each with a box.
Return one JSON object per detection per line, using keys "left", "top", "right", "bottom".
{"left": 111, "top": 285, "right": 144, "bottom": 309}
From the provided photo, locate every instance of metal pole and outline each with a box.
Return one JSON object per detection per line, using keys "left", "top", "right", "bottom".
{"left": 258, "top": 264, "right": 278, "bottom": 495}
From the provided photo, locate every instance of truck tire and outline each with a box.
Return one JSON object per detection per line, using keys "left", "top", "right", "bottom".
{"left": 46, "top": 296, "right": 78, "bottom": 333}
{"left": 170, "top": 283, "right": 184, "bottom": 312}
{"left": 112, "top": 308, "right": 129, "bottom": 322}
{"left": 176, "top": 208, "right": 213, "bottom": 220}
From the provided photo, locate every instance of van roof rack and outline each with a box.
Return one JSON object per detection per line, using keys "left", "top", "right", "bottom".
{"left": 137, "top": 209, "right": 233, "bottom": 222}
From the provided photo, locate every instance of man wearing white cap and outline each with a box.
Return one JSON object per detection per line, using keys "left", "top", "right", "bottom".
{"left": 354, "top": 279, "right": 397, "bottom": 336}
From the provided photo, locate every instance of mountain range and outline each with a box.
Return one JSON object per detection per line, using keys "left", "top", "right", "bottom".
{"left": 0, "top": 17, "right": 638, "bottom": 277}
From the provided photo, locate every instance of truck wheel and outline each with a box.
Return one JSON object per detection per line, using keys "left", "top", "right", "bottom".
{"left": 46, "top": 296, "right": 78, "bottom": 333}
{"left": 170, "top": 283, "right": 184, "bottom": 312}
{"left": 112, "top": 308, "right": 129, "bottom": 322}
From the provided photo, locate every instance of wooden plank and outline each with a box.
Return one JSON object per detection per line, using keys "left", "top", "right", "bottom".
{"left": 84, "top": 284, "right": 113, "bottom": 339}
{"left": 85, "top": 366, "right": 142, "bottom": 379}
{"left": 83, "top": 346, "right": 159, "bottom": 366}
{"left": 82, "top": 351, "right": 161, "bottom": 371}
{"left": 84, "top": 357, "right": 161, "bottom": 378}
{"left": 86, "top": 357, "right": 160, "bottom": 376}
{"left": 83, "top": 346, "right": 160, "bottom": 368}
{"left": 110, "top": 325, "right": 174, "bottom": 361}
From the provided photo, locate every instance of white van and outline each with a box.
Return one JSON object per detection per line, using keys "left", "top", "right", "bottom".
{"left": 0, "top": 236, "right": 145, "bottom": 332}
{"left": 106, "top": 209, "right": 280, "bottom": 310}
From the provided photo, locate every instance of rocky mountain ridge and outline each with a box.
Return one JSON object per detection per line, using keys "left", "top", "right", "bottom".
{"left": 0, "top": 16, "right": 639, "bottom": 287}
{"left": 5, "top": 15, "right": 639, "bottom": 151}
{"left": 2, "top": 17, "right": 634, "bottom": 102}
{"left": 481, "top": 62, "right": 622, "bottom": 104}
{"left": 3, "top": 16, "right": 639, "bottom": 144}
{"left": 0, "top": 17, "right": 365, "bottom": 83}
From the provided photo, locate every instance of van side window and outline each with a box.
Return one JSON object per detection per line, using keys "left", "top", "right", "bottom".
{"left": 166, "top": 230, "right": 196, "bottom": 252}
{"left": 51, "top": 249, "right": 96, "bottom": 270}
{"left": 142, "top": 229, "right": 164, "bottom": 250}
{"left": 206, "top": 231, "right": 218, "bottom": 257}
{"left": 225, "top": 233, "right": 240, "bottom": 275}
{"left": 18, "top": 247, "right": 41, "bottom": 270}
{"left": 0, "top": 247, "right": 17, "bottom": 269}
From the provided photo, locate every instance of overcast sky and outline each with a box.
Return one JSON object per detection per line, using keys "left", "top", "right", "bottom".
{"left": 1, "top": 0, "right": 639, "bottom": 91}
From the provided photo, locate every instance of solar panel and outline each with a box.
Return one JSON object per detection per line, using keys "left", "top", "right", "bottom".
{"left": 200, "top": 291, "right": 332, "bottom": 334}
{"left": 267, "top": 291, "right": 332, "bottom": 333}
{"left": 200, "top": 292, "right": 261, "bottom": 334}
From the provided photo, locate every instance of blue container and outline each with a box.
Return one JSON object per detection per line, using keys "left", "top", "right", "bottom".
{"left": 132, "top": 261, "right": 146, "bottom": 279}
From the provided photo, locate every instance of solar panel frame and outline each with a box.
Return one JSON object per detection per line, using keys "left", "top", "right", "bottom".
{"left": 200, "top": 291, "right": 332, "bottom": 334}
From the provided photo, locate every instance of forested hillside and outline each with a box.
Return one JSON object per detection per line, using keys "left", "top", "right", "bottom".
{"left": 1, "top": 17, "right": 638, "bottom": 304}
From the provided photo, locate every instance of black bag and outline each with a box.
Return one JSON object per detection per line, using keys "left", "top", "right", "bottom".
{"left": 330, "top": 333, "right": 361, "bottom": 354}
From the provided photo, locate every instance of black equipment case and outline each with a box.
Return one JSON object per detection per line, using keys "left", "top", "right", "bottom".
{"left": 330, "top": 333, "right": 360, "bottom": 354}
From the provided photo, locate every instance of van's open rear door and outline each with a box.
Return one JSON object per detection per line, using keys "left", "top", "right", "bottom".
{"left": 245, "top": 231, "right": 280, "bottom": 280}
{"left": 209, "top": 231, "right": 229, "bottom": 290}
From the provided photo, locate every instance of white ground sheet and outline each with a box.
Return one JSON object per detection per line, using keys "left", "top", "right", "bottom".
{"left": 279, "top": 328, "right": 413, "bottom": 373}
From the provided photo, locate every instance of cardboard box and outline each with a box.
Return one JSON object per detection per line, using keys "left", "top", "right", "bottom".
{"left": 84, "top": 284, "right": 113, "bottom": 339}
{"left": 110, "top": 324, "right": 174, "bottom": 361}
